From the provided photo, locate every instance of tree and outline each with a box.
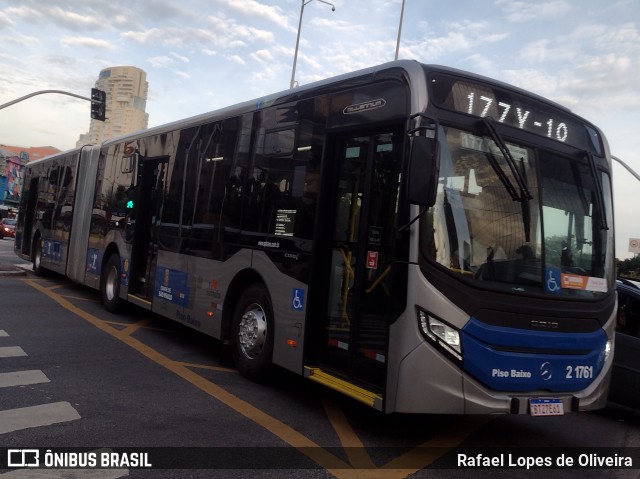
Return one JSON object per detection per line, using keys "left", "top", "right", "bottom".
{"left": 617, "top": 256, "right": 640, "bottom": 278}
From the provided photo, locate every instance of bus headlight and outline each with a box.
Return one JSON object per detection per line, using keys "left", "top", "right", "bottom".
{"left": 417, "top": 308, "right": 463, "bottom": 363}
{"left": 605, "top": 339, "right": 612, "bottom": 361}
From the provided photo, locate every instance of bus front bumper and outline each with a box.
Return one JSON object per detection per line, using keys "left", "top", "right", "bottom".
{"left": 392, "top": 341, "right": 612, "bottom": 415}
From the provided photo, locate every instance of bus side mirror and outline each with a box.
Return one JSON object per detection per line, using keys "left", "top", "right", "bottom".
{"left": 407, "top": 135, "right": 439, "bottom": 206}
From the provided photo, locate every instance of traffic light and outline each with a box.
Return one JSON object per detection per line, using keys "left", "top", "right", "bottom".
{"left": 90, "top": 87, "right": 106, "bottom": 121}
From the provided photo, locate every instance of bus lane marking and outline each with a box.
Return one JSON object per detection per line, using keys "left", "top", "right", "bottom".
{"left": 176, "top": 361, "right": 236, "bottom": 373}
{"left": 321, "top": 394, "right": 494, "bottom": 479}
{"left": 101, "top": 318, "right": 172, "bottom": 334}
{"left": 118, "top": 318, "right": 152, "bottom": 336}
{"left": 322, "top": 394, "right": 375, "bottom": 469}
{"left": 25, "top": 279, "right": 493, "bottom": 477}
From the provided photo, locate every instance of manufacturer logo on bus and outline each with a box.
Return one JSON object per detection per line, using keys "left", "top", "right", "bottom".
{"left": 531, "top": 320, "right": 559, "bottom": 329}
{"left": 343, "top": 99, "right": 386, "bottom": 115}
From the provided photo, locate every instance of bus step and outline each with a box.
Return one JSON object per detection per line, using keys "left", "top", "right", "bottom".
{"left": 303, "top": 366, "right": 383, "bottom": 411}
{"left": 127, "top": 294, "right": 152, "bottom": 310}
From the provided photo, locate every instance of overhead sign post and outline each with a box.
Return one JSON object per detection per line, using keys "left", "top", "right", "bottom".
{"left": 629, "top": 238, "right": 640, "bottom": 254}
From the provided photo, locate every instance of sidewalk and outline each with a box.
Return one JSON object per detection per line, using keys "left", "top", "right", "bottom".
{"left": 0, "top": 262, "right": 31, "bottom": 277}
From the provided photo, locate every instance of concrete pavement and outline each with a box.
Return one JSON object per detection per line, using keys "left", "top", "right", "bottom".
{"left": 0, "top": 262, "right": 31, "bottom": 277}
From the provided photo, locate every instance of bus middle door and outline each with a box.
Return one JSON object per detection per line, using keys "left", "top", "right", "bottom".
{"left": 127, "top": 155, "right": 168, "bottom": 300}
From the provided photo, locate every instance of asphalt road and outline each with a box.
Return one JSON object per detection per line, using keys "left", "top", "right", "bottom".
{"left": 1, "top": 237, "right": 639, "bottom": 479}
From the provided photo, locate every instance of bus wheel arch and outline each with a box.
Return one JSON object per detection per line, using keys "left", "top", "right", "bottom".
{"left": 101, "top": 248, "right": 122, "bottom": 313}
{"left": 225, "top": 272, "right": 274, "bottom": 381}
{"left": 221, "top": 269, "right": 264, "bottom": 340}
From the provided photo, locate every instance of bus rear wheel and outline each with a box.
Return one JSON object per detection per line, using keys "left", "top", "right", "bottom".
{"left": 232, "top": 284, "right": 274, "bottom": 381}
{"left": 101, "top": 254, "right": 122, "bottom": 313}
{"left": 32, "top": 238, "right": 45, "bottom": 276}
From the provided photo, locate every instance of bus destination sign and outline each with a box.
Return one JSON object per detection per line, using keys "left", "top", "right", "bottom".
{"left": 430, "top": 73, "right": 593, "bottom": 151}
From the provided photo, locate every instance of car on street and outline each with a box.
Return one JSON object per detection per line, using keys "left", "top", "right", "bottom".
{"left": 0, "top": 218, "right": 16, "bottom": 239}
{"left": 609, "top": 277, "right": 640, "bottom": 408}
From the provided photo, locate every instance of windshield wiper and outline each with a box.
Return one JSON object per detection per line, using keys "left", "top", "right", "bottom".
{"left": 482, "top": 117, "right": 533, "bottom": 242}
{"left": 485, "top": 151, "right": 519, "bottom": 201}
{"left": 482, "top": 117, "right": 533, "bottom": 201}
{"left": 586, "top": 151, "right": 609, "bottom": 230}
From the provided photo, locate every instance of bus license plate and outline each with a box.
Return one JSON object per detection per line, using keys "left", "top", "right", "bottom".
{"left": 530, "top": 398, "right": 564, "bottom": 416}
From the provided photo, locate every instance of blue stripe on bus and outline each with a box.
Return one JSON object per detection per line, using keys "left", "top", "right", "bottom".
{"left": 461, "top": 318, "right": 607, "bottom": 392}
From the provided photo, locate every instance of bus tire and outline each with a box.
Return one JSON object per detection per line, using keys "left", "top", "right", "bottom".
{"left": 101, "top": 254, "right": 122, "bottom": 313}
{"left": 32, "top": 238, "right": 45, "bottom": 276}
{"left": 232, "top": 284, "right": 274, "bottom": 381}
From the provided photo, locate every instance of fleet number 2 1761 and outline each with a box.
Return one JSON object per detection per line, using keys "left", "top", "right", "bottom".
{"left": 566, "top": 365, "right": 593, "bottom": 379}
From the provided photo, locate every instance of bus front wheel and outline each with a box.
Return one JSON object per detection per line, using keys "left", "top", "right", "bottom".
{"left": 101, "top": 254, "right": 122, "bottom": 313}
{"left": 232, "top": 284, "right": 274, "bottom": 381}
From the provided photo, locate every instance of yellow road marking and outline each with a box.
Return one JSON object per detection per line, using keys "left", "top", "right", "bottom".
{"left": 25, "top": 278, "right": 493, "bottom": 476}
{"left": 322, "top": 394, "right": 375, "bottom": 469}
{"left": 381, "top": 415, "right": 493, "bottom": 476}
{"left": 176, "top": 361, "right": 236, "bottom": 373}
{"left": 25, "top": 279, "right": 351, "bottom": 470}
{"left": 101, "top": 318, "right": 175, "bottom": 334}
{"left": 321, "top": 393, "right": 492, "bottom": 479}
{"left": 59, "top": 294, "right": 99, "bottom": 302}
{"left": 119, "top": 318, "right": 151, "bottom": 336}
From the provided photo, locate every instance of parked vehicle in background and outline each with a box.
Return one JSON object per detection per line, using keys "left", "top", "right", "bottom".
{"left": 0, "top": 218, "right": 16, "bottom": 239}
{"left": 610, "top": 278, "right": 640, "bottom": 408}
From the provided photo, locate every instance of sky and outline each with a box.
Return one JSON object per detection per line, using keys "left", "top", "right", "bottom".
{"left": 0, "top": 0, "right": 638, "bottom": 259}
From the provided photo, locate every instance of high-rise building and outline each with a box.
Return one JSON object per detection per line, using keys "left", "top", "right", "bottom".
{"left": 78, "top": 66, "right": 149, "bottom": 146}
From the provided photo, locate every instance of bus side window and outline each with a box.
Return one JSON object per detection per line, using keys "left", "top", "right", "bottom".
{"left": 191, "top": 118, "right": 239, "bottom": 260}
{"left": 294, "top": 167, "right": 320, "bottom": 239}
{"left": 158, "top": 127, "right": 198, "bottom": 251}
{"left": 290, "top": 99, "right": 326, "bottom": 240}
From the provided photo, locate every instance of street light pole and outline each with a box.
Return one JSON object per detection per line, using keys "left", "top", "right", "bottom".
{"left": 0, "top": 90, "right": 95, "bottom": 111}
{"left": 395, "top": 0, "right": 406, "bottom": 60}
{"left": 290, "top": 0, "right": 335, "bottom": 89}
{"left": 612, "top": 155, "right": 640, "bottom": 182}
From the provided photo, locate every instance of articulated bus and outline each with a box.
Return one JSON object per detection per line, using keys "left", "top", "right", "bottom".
{"left": 15, "top": 60, "right": 616, "bottom": 415}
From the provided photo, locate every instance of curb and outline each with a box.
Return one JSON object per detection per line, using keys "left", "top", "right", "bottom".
{"left": 0, "top": 263, "right": 31, "bottom": 277}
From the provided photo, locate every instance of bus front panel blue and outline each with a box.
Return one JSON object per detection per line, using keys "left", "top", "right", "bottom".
{"left": 461, "top": 318, "right": 607, "bottom": 392}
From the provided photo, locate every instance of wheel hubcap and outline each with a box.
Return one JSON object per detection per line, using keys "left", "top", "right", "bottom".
{"left": 238, "top": 303, "right": 267, "bottom": 360}
{"left": 105, "top": 266, "right": 118, "bottom": 301}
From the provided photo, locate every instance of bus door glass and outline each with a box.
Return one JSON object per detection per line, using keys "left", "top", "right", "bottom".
{"left": 322, "top": 131, "right": 402, "bottom": 391}
{"left": 128, "top": 155, "right": 168, "bottom": 298}
{"left": 19, "top": 174, "right": 40, "bottom": 256}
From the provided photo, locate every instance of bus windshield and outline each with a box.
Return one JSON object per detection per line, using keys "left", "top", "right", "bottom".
{"left": 420, "top": 125, "right": 614, "bottom": 297}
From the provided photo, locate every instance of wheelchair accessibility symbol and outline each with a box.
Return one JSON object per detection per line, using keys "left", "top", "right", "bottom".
{"left": 292, "top": 288, "right": 305, "bottom": 311}
{"left": 545, "top": 267, "right": 562, "bottom": 294}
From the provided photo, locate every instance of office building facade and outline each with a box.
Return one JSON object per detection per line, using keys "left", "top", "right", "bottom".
{"left": 79, "top": 66, "right": 149, "bottom": 146}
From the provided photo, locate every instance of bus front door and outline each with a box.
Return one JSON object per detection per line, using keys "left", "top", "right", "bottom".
{"left": 127, "top": 155, "right": 167, "bottom": 300}
{"left": 319, "top": 131, "right": 402, "bottom": 393}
